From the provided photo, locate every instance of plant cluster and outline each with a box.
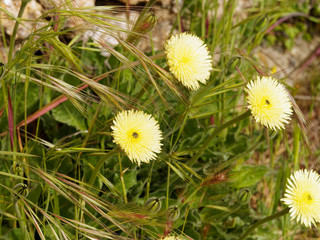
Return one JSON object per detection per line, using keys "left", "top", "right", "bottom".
{"left": 0, "top": 0, "right": 319, "bottom": 239}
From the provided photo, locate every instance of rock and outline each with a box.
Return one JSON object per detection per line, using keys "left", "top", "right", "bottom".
{"left": 71, "top": 0, "right": 95, "bottom": 8}
{"left": 0, "top": 0, "right": 44, "bottom": 39}
{"left": 39, "top": 0, "right": 95, "bottom": 28}
{"left": 137, "top": 7, "right": 174, "bottom": 52}
{"left": 118, "top": 0, "right": 149, "bottom": 5}
{"left": 254, "top": 35, "right": 320, "bottom": 86}
{"left": 85, "top": 11, "right": 140, "bottom": 58}
{"left": 39, "top": 0, "right": 94, "bottom": 9}
{"left": 0, "top": 0, "right": 95, "bottom": 41}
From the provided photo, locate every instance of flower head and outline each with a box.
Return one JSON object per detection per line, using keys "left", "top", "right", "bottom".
{"left": 281, "top": 169, "right": 320, "bottom": 227}
{"left": 245, "top": 76, "right": 293, "bottom": 130}
{"left": 165, "top": 32, "right": 212, "bottom": 90}
{"left": 111, "top": 110, "right": 163, "bottom": 165}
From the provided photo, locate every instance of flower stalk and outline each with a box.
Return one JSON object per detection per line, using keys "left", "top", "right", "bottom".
{"left": 118, "top": 153, "right": 128, "bottom": 204}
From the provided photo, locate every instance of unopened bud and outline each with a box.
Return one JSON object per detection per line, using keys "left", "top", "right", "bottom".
{"left": 10, "top": 163, "right": 24, "bottom": 177}
{"left": 135, "top": 13, "right": 157, "bottom": 35}
{"left": 144, "top": 197, "right": 162, "bottom": 214}
{"left": 127, "top": 13, "right": 157, "bottom": 44}
{"left": 237, "top": 188, "right": 251, "bottom": 205}
{"left": 12, "top": 183, "right": 29, "bottom": 200}
{"left": 167, "top": 205, "right": 180, "bottom": 221}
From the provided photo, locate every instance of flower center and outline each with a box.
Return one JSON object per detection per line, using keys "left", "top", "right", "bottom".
{"left": 302, "top": 192, "right": 313, "bottom": 204}
{"left": 180, "top": 53, "right": 191, "bottom": 64}
{"left": 132, "top": 132, "right": 139, "bottom": 139}
{"left": 259, "top": 96, "right": 272, "bottom": 110}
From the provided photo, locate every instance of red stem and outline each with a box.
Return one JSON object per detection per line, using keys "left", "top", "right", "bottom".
{"left": 266, "top": 12, "right": 308, "bottom": 34}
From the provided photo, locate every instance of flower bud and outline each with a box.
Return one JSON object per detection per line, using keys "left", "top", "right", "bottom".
{"left": 127, "top": 13, "right": 157, "bottom": 44}
{"left": 237, "top": 188, "right": 251, "bottom": 205}
{"left": 10, "top": 164, "right": 25, "bottom": 177}
{"left": 144, "top": 197, "right": 162, "bottom": 214}
{"left": 135, "top": 13, "right": 157, "bottom": 35}
{"left": 12, "top": 183, "right": 29, "bottom": 200}
{"left": 167, "top": 205, "right": 180, "bottom": 221}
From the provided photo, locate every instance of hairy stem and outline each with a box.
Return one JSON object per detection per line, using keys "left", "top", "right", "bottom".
{"left": 166, "top": 160, "right": 171, "bottom": 210}
{"left": 118, "top": 154, "right": 128, "bottom": 204}
{"left": 14, "top": 201, "right": 29, "bottom": 240}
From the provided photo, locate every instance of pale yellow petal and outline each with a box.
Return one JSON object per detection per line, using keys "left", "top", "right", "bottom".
{"left": 165, "top": 32, "right": 212, "bottom": 90}
{"left": 111, "top": 110, "right": 163, "bottom": 165}
{"left": 281, "top": 169, "right": 320, "bottom": 227}
{"left": 245, "top": 76, "right": 293, "bottom": 130}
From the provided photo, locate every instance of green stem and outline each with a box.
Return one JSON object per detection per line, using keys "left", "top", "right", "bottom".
{"left": 118, "top": 154, "right": 127, "bottom": 204}
{"left": 14, "top": 201, "right": 29, "bottom": 240}
{"left": 176, "top": 0, "right": 182, "bottom": 33}
{"left": 78, "top": 105, "right": 101, "bottom": 232}
{"left": 145, "top": 161, "right": 154, "bottom": 201}
{"left": 88, "top": 150, "right": 118, "bottom": 186}
{"left": 181, "top": 205, "right": 190, "bottom": 234}
{"left": 8, "top": 0, "right": 30, "bottom": 64}
{"left": 239, "top": 208, "right": 289, "bottom": 240}
{"left": 293, "top": 123, "right": 301, "bottom": 171}
{"left": 166, "top": 160, "right": 171, "bottom": 210}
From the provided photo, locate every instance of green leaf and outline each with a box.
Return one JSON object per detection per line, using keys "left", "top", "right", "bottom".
{"left": 51, "top": 101, "right": 87, "bottom": 131}
{"left": 229, "top": 165, "right": 268, "bottom": 188}
{"left": 4, "top": 229, "right": 24, "bottom": 240}
{"left": 284, "top": 25, "right": 300, "bottom": 38}
{"left": 0, "top": 151, "right": 38, "bottom": 157}
{"left": 284, "top": 38, "right": 294, "bottom": 50}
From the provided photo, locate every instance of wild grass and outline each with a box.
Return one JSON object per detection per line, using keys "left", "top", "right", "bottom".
{"left": 0, "top": 0, "right": 319, "bottom": 239}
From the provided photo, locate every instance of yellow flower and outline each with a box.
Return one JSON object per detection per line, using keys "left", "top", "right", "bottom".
{"left": 281, "top": 169, "right": 320, "bottom": 227}
{"left": 165, "top": 32, "right": 212, "bottom": 90}
{"left": 111, "top": 110, "right": 162, "bottom": 165}
{"left": 245, "top": 76, "right": 293, "bottom": 130}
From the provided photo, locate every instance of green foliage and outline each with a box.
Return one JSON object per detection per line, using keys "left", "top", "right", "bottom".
{"left": 0, "top": 0, "right": 317, "bottom": 239}
{"left": 51, "top": 101, "right": 87, "bottom": 131}
{"left": 264, "top": 1, "right": 320, "bottom": 50}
